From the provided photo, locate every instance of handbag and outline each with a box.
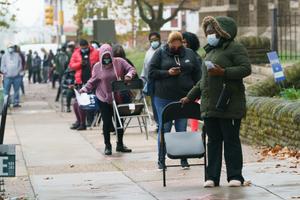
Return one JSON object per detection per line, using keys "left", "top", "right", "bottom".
{"left": 74, "top": 90, "right": 100, "bottom": 111}
{"left": 142, "top": 79, "right": 155, "bottom": 96}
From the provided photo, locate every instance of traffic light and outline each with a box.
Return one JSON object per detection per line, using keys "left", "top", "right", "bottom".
{"left": 45, "top": 6, "right": 54, "bottom": 26}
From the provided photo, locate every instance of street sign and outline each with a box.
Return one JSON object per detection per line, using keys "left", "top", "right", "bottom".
{"left": 267, "top": 51, "right": 286, "bottom": 83}
{"left": 0, "top": 144, "right": 15, "bottom": 177}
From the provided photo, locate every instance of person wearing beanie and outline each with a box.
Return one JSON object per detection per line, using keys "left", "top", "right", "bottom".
{"left": 148, "top": 31, "right": 202, "bottom": 170}
{"left": 181, "top": 16, "right": 251, "bottom": 188}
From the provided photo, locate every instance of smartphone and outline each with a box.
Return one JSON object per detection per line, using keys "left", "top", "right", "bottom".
{"left": 205, "top": 61, "right": 215, "bottom": 70}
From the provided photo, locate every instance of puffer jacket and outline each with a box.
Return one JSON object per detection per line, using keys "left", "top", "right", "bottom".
{"left": 69, "top": 47, "right": 99, "bottom": 84}
{"left": 187, "top": 16, "right": 251, "bottom": 119}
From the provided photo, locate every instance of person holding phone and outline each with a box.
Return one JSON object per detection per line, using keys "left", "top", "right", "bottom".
{"left": 181, "top": 16, "right": 251, "bottom": 188}
{"left": 148, "top": 31, "right": 201, "bottom": 170}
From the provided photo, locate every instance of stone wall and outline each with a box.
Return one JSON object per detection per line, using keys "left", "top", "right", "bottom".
{"left": 241, "top": 96, "right": 300, "bottom": 149}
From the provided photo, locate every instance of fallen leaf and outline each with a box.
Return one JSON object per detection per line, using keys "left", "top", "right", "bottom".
{"left": 291, "top": 196, "right": 300, "bottom": 199}
{"left": 257, "top": 158, "right": 265, "bottom": 162}
{"left": 70, "top": 165, "right": 75, "bottom": 168}
{"left": 289, "top": 165, "right": 297, "bottom": 168}
{"left": 243, "top": 180, "right": 251, "bottom": 186}
{"left": 275, "top": 164, "right": 281, "bottom": 168}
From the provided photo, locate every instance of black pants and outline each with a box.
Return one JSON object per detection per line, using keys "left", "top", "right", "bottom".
{"left": 99, "top": 100, "right": 124, "bottom": 147}
{"left": 28, "top": 69, "right": 32, "bottom": 83}
{"left": 66, "top": 89, "right": 74, "bottom": 108}
{"left": 32, "top": 70, "right": 40, "bottom": 83}
{"left": 204, "top": 117, "right": 244, "bottom": 186}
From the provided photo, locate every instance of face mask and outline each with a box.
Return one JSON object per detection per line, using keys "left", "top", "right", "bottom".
{"left": 151, "top": 41, "right": 160, "bottom": 49}
{"left": 170, "top": 46, "right": 182, "bottom": 55}
{"left": 102, "top": 57, "right": 112, "bottom": 65}
{"left": 81, "top": 48, "right": 89, "bottom": 54}
{"left": 207, "top": 34, "right": 220, "bottom": 47}
{"left": 8, "top": 47, "right": 14, "bottom": 53}
{"left": 91, "top": 43, "right": 99, "bottom": 49}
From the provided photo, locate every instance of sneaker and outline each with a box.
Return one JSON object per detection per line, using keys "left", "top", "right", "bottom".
{"left": 104, "top": 145, "right": 112, "bottom": 155}
{"left": 204, "top": 180, "right": 215, "bottom": 188}
{"left": 228, "top": 180, "right": 242, "bottom": 187}
{"left": 181, "top": 159, "right": 190, "bottom": 170}
{"left": 70, "top": 122, "right": 80, "bottom": 130}
{"left": 116, "top": 144, "right": 132, "bottom": 153}
{"left": 66, "top": 107, "right": 71, "bottom": 113}
{"left": 13, "top": 104, "right": 21, "bottom": 108}
{"left": 77, "top": 125, "right": 87, "bottom": 131}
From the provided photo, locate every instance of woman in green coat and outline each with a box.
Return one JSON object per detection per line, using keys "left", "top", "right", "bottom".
{"left": 181, "top": 16, "right": 251, "bottom": 187}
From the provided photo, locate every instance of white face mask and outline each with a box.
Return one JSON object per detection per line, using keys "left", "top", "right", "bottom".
{"left": 8, "top": 47, "right": 14, "bottom": 53}
{"left": 207, "top": 34, "right": 220, "bottom": 47}
{"left": 151, "top": 41, "right": 160, "bottom": 49}
{"left": 91, "top": 43, "right": 99, "bottom": 49}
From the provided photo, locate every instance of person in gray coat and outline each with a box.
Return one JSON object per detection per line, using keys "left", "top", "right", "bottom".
{"left": 0, "top": 44, "right": 23, "bottom": 107}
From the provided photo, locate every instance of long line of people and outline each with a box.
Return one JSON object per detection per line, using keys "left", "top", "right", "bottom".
{"left": 1, "top": 16, "right": 250, "bottom": 188}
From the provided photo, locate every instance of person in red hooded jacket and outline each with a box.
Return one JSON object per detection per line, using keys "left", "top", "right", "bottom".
{"left": 69, "top": 39, "right": 99, "bottom": 130}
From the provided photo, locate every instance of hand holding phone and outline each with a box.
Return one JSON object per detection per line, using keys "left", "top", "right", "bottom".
{"left": 168, "top": 67, "right": 181, "bottom": 76}
{"left": 205, "top": 61, "right": 215, "bottom": 70}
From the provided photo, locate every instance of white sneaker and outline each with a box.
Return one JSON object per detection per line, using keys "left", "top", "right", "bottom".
{"left": 228, "top": 180, "right": 242, "bottom": 187}
{"left": 203, "top": 180, "right": 215, "bottom": 188}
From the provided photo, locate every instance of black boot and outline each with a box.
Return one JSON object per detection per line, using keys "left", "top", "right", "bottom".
{"left": 116, "top": 143, "right": 132, "bottom": 153}
{"left": 77, "top": 124, "right": 87, "bottom": 131}
{"left": 70, "top": 122, "right": 80, "bottom": 130}
{"left": 104, "top": 145, "right": 112, "bottom": 155}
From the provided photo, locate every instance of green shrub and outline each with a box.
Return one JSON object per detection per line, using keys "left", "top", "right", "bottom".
{"left": 280, "top": 88, "right": 300, "bottom": 100}
{"left": 248, "top": 62, "right": 300, "bottom": 97}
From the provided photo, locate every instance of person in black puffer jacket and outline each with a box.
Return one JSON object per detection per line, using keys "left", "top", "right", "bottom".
{"left": 148, "top": 31, "right": 201, "bottom": 170}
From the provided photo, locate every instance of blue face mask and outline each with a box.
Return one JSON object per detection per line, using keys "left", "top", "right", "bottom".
{"left": 151, "top": 41, "right": 160, "bottom": 49}
{"left": 207, "top": 34, "right": 220, "bottom": 47}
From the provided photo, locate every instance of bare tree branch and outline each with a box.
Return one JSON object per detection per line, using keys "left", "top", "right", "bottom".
{"left": 136, "top": 0, "right": 152, "bottom": 24}
{"left": 162, "top": 0, "right": 187, "bottom": 24}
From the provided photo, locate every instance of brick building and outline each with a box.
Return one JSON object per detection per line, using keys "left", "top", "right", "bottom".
{"left": 198, "top": 0, "right": 294, "bottom": 36}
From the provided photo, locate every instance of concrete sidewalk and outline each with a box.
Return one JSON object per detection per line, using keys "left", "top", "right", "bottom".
{"left": 2, "top": 83, "right": 300, "bottom": 200}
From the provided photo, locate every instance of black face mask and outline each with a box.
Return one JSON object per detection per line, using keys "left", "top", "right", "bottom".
{"left": 102, "top": 57, "right": 112, "bottom": 65}
{"left": 170, "top": 46, "right": 182, "bottom": 55}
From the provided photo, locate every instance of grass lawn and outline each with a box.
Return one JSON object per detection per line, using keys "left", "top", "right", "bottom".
{"left": 126, "top": 50, "right": 146, "bottom": 74}
{"left": 126, "top": 47, "right": 206, "bottom": 75}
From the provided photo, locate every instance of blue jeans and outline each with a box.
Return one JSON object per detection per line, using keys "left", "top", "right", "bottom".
{"left": 3, "top": 76, "right": 22, "bottom": 106}
{"left": 154, "top": 96, "right": 187, "bottom": 163}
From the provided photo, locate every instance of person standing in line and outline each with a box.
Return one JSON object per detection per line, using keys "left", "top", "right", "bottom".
{"left": 26, "top": 50, "right": 33, "bottom": 83}
{"left": 80, "top": 44, "right": 136, "bottom": 155}
{"left": 15, "top": 45, "right": 26, "bottom": 95}
{"left": 31, "top": 51, "right": 42, "bottom": 84}
{"left": 181, "top": 16, "right": 251, "bottom": 188}
{"left": 140, "top": 32, "right": 162, "bottom": 131}
{"left": 69, "top": 39, "right": 99, "bottom": 130}
{"left": 148, "top": 32, "right": 202, "bottom": 170}
{"left": 54, "top": 46, "right": 70, "bottom": 101}
{"left": 0, "top": 50, "right": 5, "bottom": 66}
{"left": 0, "top": 44, "right": 23, "bottom": 107}
{"left": 182, "top": 32, "right": 203, "bottom": 131}
{"left": 41, "top": 48, "right": 50, "bottom": 83}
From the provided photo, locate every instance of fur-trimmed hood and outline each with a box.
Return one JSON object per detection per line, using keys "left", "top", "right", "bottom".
{"left": 202, "top": 16, "right": 237, "bottom": 40}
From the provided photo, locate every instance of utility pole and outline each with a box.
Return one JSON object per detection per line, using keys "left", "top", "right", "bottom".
{"left": 59, "top": 0, "right": 64, "bottom": 45}
{"left": 131, "top": 0, "right": 136, "bottom": 48}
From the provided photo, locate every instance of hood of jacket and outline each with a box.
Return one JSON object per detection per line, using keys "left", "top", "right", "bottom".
{"left": 99, "top": 43, "right": 114, "bottom": 63}
{"left": 202, "top": 16, "right": 237, "bottom": 40}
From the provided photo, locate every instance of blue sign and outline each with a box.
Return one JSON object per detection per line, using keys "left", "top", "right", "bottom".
{"left": 267, "top": 51, "right": 285, "bottom": 83}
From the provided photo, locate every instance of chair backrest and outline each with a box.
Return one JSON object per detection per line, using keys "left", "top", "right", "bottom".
{"left": 112, "top": 79, "right": 144, "bottom": 92}
{"left": 162, "top": 102, "right": 201, "bottom": 125}
{"left": 0, "top": 95, "right": 9, "bottom": 144}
